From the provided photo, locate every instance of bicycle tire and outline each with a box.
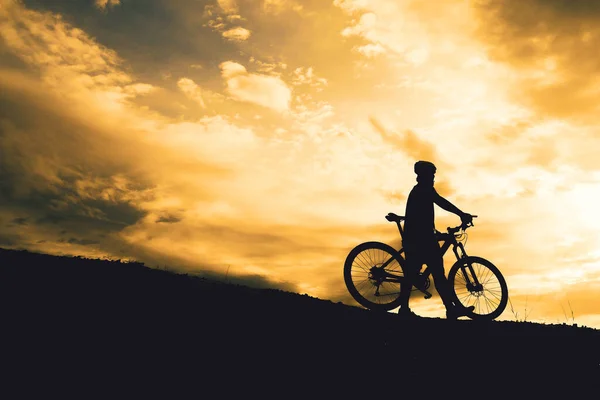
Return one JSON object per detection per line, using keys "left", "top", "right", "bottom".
{"left": 343, "top": 241, "right": 405, "bottom": 311}
{"left": 447, "top": 256, "right": 508, "bottom": 320}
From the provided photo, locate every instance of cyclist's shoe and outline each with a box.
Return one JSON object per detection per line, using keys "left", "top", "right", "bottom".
{"left": 446, "top": 305, "right": 475, "bottom": 320}
{"left": 397, "top": 308, "right": 419, "bottom": 320}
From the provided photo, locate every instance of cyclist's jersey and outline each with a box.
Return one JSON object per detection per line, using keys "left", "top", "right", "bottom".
{"left": 403, "top": 183, "right": 437, "bottom": 247}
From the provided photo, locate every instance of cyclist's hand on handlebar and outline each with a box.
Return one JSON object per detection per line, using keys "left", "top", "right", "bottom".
{"left": 460, "top": 213, "right": 476, "bottom": 227}
{"left": 385, "top": 212, "right": 399, "bottom": 221}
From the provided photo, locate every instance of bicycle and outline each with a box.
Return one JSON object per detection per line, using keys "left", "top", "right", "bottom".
{"left": 343, "top": 212, "right": 508, "bottom": 320}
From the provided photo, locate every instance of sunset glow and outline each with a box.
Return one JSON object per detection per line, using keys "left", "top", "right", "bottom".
{"left": 2, "top": 0, "right": 600, "bottom": 328}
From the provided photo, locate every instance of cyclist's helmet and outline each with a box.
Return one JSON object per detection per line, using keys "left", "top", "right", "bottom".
{"left": 414, "top": 160, "right": 436, "bottom": 176}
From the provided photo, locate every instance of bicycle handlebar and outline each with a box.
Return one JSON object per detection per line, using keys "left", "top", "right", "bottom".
{"left": 447, "top": 215, "right": 478, "bottom": 234}
{"left": 385, "top": 213, "right": 404, "bottom": 223}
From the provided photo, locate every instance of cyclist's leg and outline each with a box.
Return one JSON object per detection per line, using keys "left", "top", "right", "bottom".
{"left": 423, "top": 242, "right": 454, "bottom": 311}
{"left": 398, "top": 247, "right": 420, "bottom": 313}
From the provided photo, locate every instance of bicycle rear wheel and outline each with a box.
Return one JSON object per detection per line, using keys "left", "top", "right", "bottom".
{"left": 447, "top": 256, "right": 508, "bottom": 320}
{"left": 343, "top": 241, "right": 405, "bottom": 311}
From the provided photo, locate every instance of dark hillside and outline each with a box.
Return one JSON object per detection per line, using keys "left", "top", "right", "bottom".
{"left": 1, "top": 248, "right": 598, "bottom": 397}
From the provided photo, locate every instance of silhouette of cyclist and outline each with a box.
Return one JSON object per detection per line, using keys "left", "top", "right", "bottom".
{"left": 398, "top": 160, "right": 475, "bottom": 320}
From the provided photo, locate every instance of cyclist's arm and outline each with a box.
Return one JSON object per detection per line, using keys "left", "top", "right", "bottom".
{"left": 433, "top": 189, "right": 466, "bottom": 218}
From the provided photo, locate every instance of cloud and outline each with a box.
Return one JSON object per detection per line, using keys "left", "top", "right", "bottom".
{"left": 474, "top": 0, "right": 600, "bottom": 120}
{"left": 222, "top": 26, "right": 251, "bottom": 41}
{"left": 333, "top": 0, "right": 370, "bottom": 14}
{"left": 365, "top": 116, "right": 460, "bottom": 196}
{"left": 177, "top": 78, "right": 207, "bottom": 109}
{"left": 0, "top": 0, "right": 154, "bottom": 113}
{"left": 95, "top": 0, "right": 121, "bottom": 11}
{"left": 337, "top": 5, "right": 431, "bottom": 65}
{"left": 0, "top": 73, "right": 154, "bottom": 249}
{"left": 220, "top": 61, "right": 247, "bottom": 78}
{"left": 64, "top": 238, "right": 100, "bottom": 245}
{"left": 368, "top": 117, "right": 438, "bottom": 162}
{"left": 354, "top": 43, "right": 386, "bottom": 58}
{"left": 0, "top": 70, "right": 250, "bottom": 279}
{"left": 217, "top": 0, "right": 238, "bottom": 15}
{"left": 0, "top": 2, "right": 233, "bottom": 265}
{"left": 156, "top": 214, "right": 182, "bottom": 224}
{"left": 291, "top": 67, "right": 328, "bottom": 88}
{"left": 263, "top": 0, "right": 303, "bottom": 14}
{"left": 10, "top": 217, "right": 28, "bottom": 226}
{"left": 219, "top": 61, "right": 291, "bottom": 112}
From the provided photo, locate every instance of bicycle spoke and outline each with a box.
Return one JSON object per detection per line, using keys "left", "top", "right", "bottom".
{"left": 457, "top": 292, "right": 473, "bottom": 303}
{"left": 455, "top": 271, "right": 467, "bottom": 286}
{"left": 479, "top": 266, "right": 494, "bottom": 285}
{"left": 488, "top": 298, "right": 496, "bottom": 313}
{"left": 344, "top": 242, "right": 409, "bottom": 310}
{"left": 373, "top": 292, "right": 401, "bottom": 298}
{"left": 354, "top": 259, "right": 371, "bottom": 274}
{"left": 354, "top": 253, "right": 372, "bottom": 273}
{"left": 484, "top": 296, "right": 496, "bottom": 314}
{"left": 357, "top": 252, "right": 372, "bottom": 270}
{"left": 354, "top": 279, "right": 372, "bottom": 293}
{"left": 484, "top": 289, "right": 503, "bottom": 302}
{"left": 367, "top": 248, "right": 379, "bottom": 266}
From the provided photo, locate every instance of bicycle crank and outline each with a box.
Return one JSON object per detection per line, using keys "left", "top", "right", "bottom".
{"left": 413, "top": 274, "right": 432, "bottom": 299}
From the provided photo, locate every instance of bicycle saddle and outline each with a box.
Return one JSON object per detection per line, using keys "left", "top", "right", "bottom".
{"left": 385, "top": 213, "right": 405, "bottom": 223}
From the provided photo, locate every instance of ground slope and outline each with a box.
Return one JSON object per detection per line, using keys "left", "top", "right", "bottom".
{"left": 1, "top": 248, "right": 598, "bottom": 396}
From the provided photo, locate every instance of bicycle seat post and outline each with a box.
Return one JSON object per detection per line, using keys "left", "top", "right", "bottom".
{"left": 385, "top": 213, "right": 405, "bottom": 240}
{"left": 396, "top": 221, "right": 404, "bottom": 239}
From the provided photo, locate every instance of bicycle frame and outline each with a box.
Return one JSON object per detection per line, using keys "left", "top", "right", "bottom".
{"left": 376, "top": 219, "right": 484, "bottom": 297}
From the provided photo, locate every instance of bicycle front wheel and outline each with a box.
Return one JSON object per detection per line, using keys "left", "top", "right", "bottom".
{"left": 447, "top": 256, "right": 508, "bottom": 320}
{"left": 343, "top": 241, "right": 405, "bottom": 311}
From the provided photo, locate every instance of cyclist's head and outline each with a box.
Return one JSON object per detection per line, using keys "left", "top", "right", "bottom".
{"left": 414, "top": 160, "right": 436, "bottom": 184}
{"left": 414, "top": 160, "right": 436, "bottom": 176}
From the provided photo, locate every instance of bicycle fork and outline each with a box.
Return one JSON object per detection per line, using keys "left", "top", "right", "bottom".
{"left": 453, "top": 243, "right": 483, "bottom": 293}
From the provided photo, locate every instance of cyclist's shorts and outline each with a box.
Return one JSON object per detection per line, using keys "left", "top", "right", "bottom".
{"left": 403, "top": 239, "right": 441, "bottom": 264}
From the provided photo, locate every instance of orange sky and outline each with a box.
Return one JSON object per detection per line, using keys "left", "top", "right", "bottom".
{"left": 2, "top": 0, "right": 600, "bottom": 328}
